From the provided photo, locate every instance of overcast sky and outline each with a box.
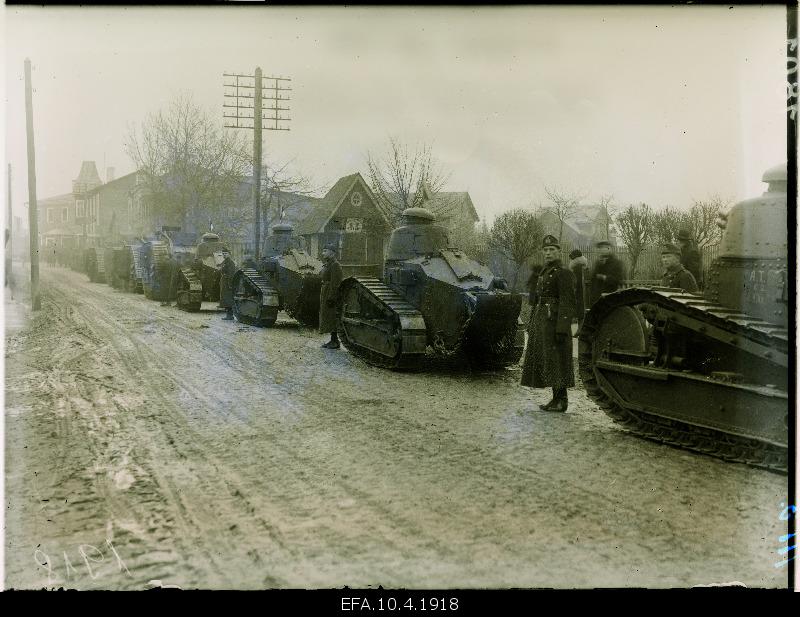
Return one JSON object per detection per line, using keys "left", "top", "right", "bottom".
{"left": 3, "top": 5, "right": 789, "bottom": 227}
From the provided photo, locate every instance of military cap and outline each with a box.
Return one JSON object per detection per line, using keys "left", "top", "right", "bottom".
{"left": 677, "top": 227, "right": 693, "bottom": 241}
{"left": 595, "top": 240, "right": 612, "bottom": 248}
{"left": 542, "top": 235, "right": 560, "bottom": 249}
{"left": 661, "top": 243, "right": 682, "bottom": 256}
{"left": 569, "top": 249, "right": 583, "bottom": 259}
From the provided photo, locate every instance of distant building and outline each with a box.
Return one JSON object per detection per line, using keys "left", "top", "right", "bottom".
{"left": 37, "top": 161, "right": 104, "bottom": 249}
{"left": 294, "top": 172, "right": 391, "bottom": 276}
{"left": 383, "top": 182, "right": 480, "bottom": 241}
{"left": 539, "top": 203, "right": 618, "bottom": 248}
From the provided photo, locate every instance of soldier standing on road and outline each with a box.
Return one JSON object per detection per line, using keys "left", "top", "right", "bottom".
{"left": 676, "top": 227, "right": 702, "bottom": 289}
{"left": 520, "top": 235, "right": 576, "bottom": 413}
{"left": 218, "top": 250, "right": 237, "bottom": 320}
{"left": 319, "top": 243, "right": 343, "bottom": 349}
{"left": 588, "top": 240, "right": 624, "bottom": 306}
{"left": 160, "top": 260, "right": 178, "bottom": 307}
{"left": 660, "top": 244, "right": 698, "bottom": 292}
{"left": 568, "top": 248, "right": 588, "bottom": 328}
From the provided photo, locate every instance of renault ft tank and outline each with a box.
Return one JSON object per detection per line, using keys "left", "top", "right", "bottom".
{"left": 231, "top": 223, "right": 323, "bottom": 327}
{"left": 579, "top": 164, "right": 789, "bottom": 472}
{"left": 174, "top": 232, "right": 231, "bottom": 312}
{"left": 337, "top": 207, "right": 525, "bottom": 369}
{"left": 84, "top": 247, "right": 107, "bottom": 283}
{"left": 139, "top": 227, "right": 196, "bottom": 302}
{"left": 103, "top": 245, "right": 129, "bottom": 290}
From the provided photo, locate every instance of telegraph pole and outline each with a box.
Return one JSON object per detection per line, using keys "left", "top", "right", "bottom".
{"left": 6, "top": 164, "right": 12, "bottom": 288}
{"left": 223, "top": 68, "right": 291, "bottom": 260}
{"left": 24, "top": 58, "right": 41, "bottom": 311}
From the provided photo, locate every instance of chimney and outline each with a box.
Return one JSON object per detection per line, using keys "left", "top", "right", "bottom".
{"left": 106, "top": 167, "right": 115, "bottom": 183}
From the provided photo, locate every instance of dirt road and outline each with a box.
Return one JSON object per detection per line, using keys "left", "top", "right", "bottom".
{"left": 4, "top": 265, "right": 790, "bottom": 589}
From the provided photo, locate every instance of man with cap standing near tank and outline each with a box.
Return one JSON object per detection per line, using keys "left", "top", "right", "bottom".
{"left": 588, "top": 240, "right": 624, "bottom": 306}
{"left": 319, "top": 242, "right": 343, "bottom": 349}
{"left": 568, "top": 248, "right": 588, "bottom": 327}
{"left": 676, "top": 227, "right": 702, "bottom": 289}
{"left": 660, "top": 243, "right": 698, "bottom": 292}
{"left": 218, "top": 249, "right": 237, "bottom": 320}
{"left": 520, "top": 235, "right": 576, "bottom": 412}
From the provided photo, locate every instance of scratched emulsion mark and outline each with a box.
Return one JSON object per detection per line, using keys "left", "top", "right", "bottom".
{"left": 787, "top": 36, "right": 798, "bottom": 120}
{"left": 33, "top": 539, "right": 132, "bottom": 588}
{"left": 774, "top": 503, "right": 795, "bottom": 569}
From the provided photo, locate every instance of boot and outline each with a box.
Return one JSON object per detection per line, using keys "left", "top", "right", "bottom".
{"left": 541, "top": 388, "right": 567, "bottom": 412}
{"left": 321, "top": 332, "right": 340, "bottom": 349}
{"left": 538, "top": 397, "right": 557, "bottom": 411}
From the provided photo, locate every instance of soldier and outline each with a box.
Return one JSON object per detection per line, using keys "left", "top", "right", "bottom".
{"left": 160, "top": 261, "right": 178, "bottom": 307}
{"left": 588, "top": 240, "right": 624, "bottom": 306}
{"left": 520, "top": 235, "right": 576, "bottom": 413}
{"left": 660, "top": 244, "right": 698, "bottom": 292}
{"left": 568, "top": 248, "right": 588, "bottom": 327}
{"left": 676, "top": 227, "right": 702, "bottom": 288}
{"left": 218, "top": 249, "right": 237, "bottom": 320}
{"left": 319, "top": 243, "right": 343, "bottom": 349}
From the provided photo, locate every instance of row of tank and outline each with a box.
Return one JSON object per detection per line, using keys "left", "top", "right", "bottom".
{"left": 71, "top": 164, "right": 788, "bottom": 473}
{"left": 77, "top": 211, "right": 527, "bottom": 370}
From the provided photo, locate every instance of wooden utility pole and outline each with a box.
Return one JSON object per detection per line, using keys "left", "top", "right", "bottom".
{"left": 223, "top": 68, "right": 291, "bottom": 260}
{"left": 24, "top": 58, "right": 41, "bottom": 311}
{"left": 6, "top": 164, "right": 11, "bottom": 287}
{"left": 253, "top": 67, "right": 263, "bottom": 258}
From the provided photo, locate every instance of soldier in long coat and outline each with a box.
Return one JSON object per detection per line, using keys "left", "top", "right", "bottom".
{"left": 319, "top": 243, "right": 343, "bottom": 349}
{"left": 520, "top": 235, "right": 576, "bottom": 412}
{"left": 218, "top": 250, "right": 237, "bottom": 320}
{"left": 568, "top": 248, "right": 588, "bottom": 327}
{"left": 677, "top": 228, "right": 702, "bottom": 289}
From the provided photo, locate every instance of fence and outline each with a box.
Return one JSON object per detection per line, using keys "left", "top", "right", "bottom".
{"left": 490, "top": 243, "right": 719, "bottom": 293}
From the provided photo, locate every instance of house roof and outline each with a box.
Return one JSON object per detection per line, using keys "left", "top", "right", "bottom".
{"left": 295, "top": 172, "right": 388, "bottom": 235}
{"left": 37, "top": 193, "right": 73, "bottom": 207}
{"left": 386, "top": 183, "right": 479, "bottom": 224}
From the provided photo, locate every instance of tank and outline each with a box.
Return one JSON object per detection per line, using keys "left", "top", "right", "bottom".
{"left": 337, "top": 207, "right": 525, "bottom": 369}
{"left": 126, "top": 240, "right": 145, "bottom": 293}
{"left": 139, "top": 227, "right": 197, "bottom": 302}
{"left": 84, "top": 246, "right": 107, "bottom": 283}
{"left": 174, "top": 231, "right": 231, "bottom": 312}
{"left": 102, "top": 245, "right": 130, "bottom": 290}
{"left": 579, "top": 164, "right": 789, "bottom": 472}
{"left": 231, "top": 223, "right": 323, "bottom": 327}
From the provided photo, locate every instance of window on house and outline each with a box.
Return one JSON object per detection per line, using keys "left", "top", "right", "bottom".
{"left": 47, "top": 208, "right": 55, "bottom": 223}
{"left": 62, "top": 208, "right": 69, "bottom": 222}
{"left": 76, "top": 200, "right": 85, "bottom": 218}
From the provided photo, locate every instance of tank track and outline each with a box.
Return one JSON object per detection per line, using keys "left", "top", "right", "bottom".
{"left": 232, "top": 269, "right": 280, "bottom": 327}
{"left": 338, "top": 277, "right": 427, "bottom": 370}
{"left": 143, "top": 242, "right": 171, "bottom": 301}
{"left": 579, "top": 287, "right": 788, "bottom": 473}
{"left": 129, "top": 245, "right": 144, "bottom": 293}
{"left": 176, "top": 267, "right": 203, "bottom": 312}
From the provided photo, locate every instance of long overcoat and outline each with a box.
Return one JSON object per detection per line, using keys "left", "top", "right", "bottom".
{"left": 318, "top": 257, "right": 343, "bottom": 334}
{"left": 218, "top": 256, "right": 237, "bottom": 309}
{"left": 520, "top": 260, "right": 576, "bottom": 389}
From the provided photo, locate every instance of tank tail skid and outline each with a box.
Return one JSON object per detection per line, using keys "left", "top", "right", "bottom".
{"left": 232, "top": 268, "right": 279, "bottom": 327}
{"left": 176, "top": 267, "right": 203, "bottom": 312}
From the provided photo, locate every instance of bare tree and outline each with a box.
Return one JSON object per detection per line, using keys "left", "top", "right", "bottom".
{"left": 489, "top": 208, "right": 543, "bottom": 290}
{"left": 652, "top": 206, "right": 683, "bottom": 245}
{"left": 366, "top": 137, "right": 451, "bottom": 225}
{"left": 597, "top": 194, "right": 616, "bottom": 242}
{"left": 543, "top": 186, "right": 584, "bottom": 243}
{"left": 616, "top": 203, "right": 654, "bottom": 279}
{"left": 682, "top": 196, "right": 728, "bottom": 247}
{"left": 124, "top": 93, "right": 252, "bottom": 233}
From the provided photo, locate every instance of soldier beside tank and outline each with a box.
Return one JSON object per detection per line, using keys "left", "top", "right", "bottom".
{"left": 568, "top": 248, "right": 588, "bottom": 327}
{"left": 319, "top": 243, "right": 343, "bottom": 349}
{"left": 218, "top": 249, "right": 237, "bottom": 320}
{"left": 520, "top": 235, "right": 577, "bottom": 413}
{"left": 660, "top": 243, "right": 698, "bottom": 292}
{"left": 676, "top": 227, "right": 702, "bottom": 289}
{"left": 588, "top": 240, "right": 624, "bottom": 306}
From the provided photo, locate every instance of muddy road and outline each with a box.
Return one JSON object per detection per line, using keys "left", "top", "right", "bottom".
{"left": 4, "top": 265, "right": 789, "bottom": 589}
